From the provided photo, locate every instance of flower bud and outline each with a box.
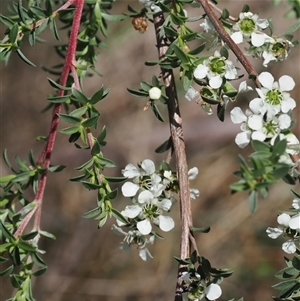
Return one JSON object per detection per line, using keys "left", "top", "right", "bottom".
{"left": 149, "top": 87, "right": 161, "bottom": 100}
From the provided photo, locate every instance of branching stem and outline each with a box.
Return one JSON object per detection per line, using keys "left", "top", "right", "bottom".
{"left": 153, "top": 12, "right": 193, "bottom": 301}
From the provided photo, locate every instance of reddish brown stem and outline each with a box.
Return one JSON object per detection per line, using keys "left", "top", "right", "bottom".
{"left": 14, "top": 0, "right": 85, "bottom": 238}
{"left": 153, "top": 12, "right": 193, "bottom": 301}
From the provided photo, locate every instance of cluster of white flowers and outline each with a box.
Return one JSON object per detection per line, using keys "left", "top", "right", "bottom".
{"left": 199, "top": 11, "right": 293, "bottom": 67}
{"left": 266, "top": 196, "right": 300, "bottom": 254}
{"left": 181, "top": 271, "right": 222, "bottom": 301}
{"left": 230, "top": 72, "right": 299, "bottom": 155}
{"left": 112, "top": 159, "right": 199, "bottom": 260}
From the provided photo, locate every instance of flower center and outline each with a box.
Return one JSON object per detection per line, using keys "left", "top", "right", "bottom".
{"left": 209, "top": 58, "right": 225, "bottom": 74}
{"left": 142, "top": 204, "right": 161, "bottom": 219}
{"left": 263, "top": 119, "right": 279, "bottom": 137}
{"left": 239, "top": 18, "right": 256, "bottom": 34}
{"left": 265, "top": 89, "right": 283, "bottom": 105}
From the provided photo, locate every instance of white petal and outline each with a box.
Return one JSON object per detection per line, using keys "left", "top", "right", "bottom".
{"left": 289, "top": 214, "right": 300, "bottom": 230}
{"left": 123, "top": 205, "right": 142, "bottom": 218}
{"left": 138, "top": 190, "right": 154, "bottom": 204}
{"left": 159, "top": 198, "right": 172, "bottom": 211}
{"left": 230, "top": 107, "right": 247, "bottom": 124}
{"left": 188, "top": 167, "right": 198, "bottom": 180}
{"left": 251, "top": 131, "right": 266, "bottom": 142}
{"left": 205, "top": 283, "right": 222, "bottom": 300}
{"left": 137, "top": 219, "right": 152, "bottom": 235}
{"left": 249, "top": 98, "right": 265, "bottom": 115}
{"left": 235, "top": 131, "right": 251, "bottom": 148}
{"left": 141, "top": 159, "right": 155, "bottom": 174}
{"left": 238, "top": 81, "right": 253, "bottom": 93}
{"left": 281, "top": 98, "right": 296, "bottom": 113}
{"left": 185, "top": 86, "right": 200, "bottom": 102}
{"left": 231, "top": 31, "right": 243, "bottom": 44}
{"left": 248, "top": 115, "right": 263, "bottom": 130}
{"left": 278, "top": 114, "right": 291, "bottom": 130}
{"left": 121, "top": 182, "right": 139, "bottom": 197}
{"left": 159, "top": 215, "right": 175, "bottom": 232}
{"left": 190, "top": 188, "right": 200, "bottom": 200}
{"left": 277, "top": 213, "right": 291, "bottom": 227}
{"left": 258, "top": 72, "right": 274, "bottom": 90}
{"left": 139, "top": 247, "right": 153, "bottom": 261}
{"left": 292, "top": 198, "right": 300, "bottom": 210}
{"left": 122, "top": 164, "right": 140, "bottom": 178}
{"left": 251, "top": 32, "right": 266, "bottom": 47}
{"left": 209, "top": 75, "right": 223, "bottom": 89}
{"left": 282, "top": 241, "right": 297, "bottom": 254}
{"left": 194, "top": 64, "right": 208, "bottom": 79}
{"left": 279, "top": 75, "right": 295, "bottom": 92}
{"left": 257, "top": 18, "right": 269, "bottom": 29}
{"left": 266, "top": 227, "right": 283, "bottom": 239}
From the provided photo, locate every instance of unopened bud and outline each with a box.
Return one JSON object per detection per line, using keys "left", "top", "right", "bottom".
{"left": 149, "top": 87, "right": 161, "bottom": 100}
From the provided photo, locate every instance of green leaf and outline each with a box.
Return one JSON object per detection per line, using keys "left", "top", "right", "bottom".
{"left": 251, "top": 140, "right": 271, "bottom": 152}
{"left": 155, "top": 137, "right": 172, "bottom": 153}
{"left": 173, "top": 255, "right": 191, "bottom": 265}
{"left": 97, "top": 125, "right": 107, "bottom": 144}
{"left": 49, "top": 18, "right": 60, "bottom": 41}
{"left": 272, "top": 139, "right": 287, "bottom": 159}
{"left": 17, "top": 0, "right": 28, "bottom": 24}
{"left": 105, "top": 189, "right": 118, "bottom": 200}
{"left": 47, "top": 95, "right": 71, "bottom": 103}
{"left": 91, "top": 141, "right": 101, "bottom": 155}
{"left": 81, "top": 115, "right": 99, "bottom": 128}
{"left": 127, "top": 87, "right": 149, "bottom": 97}
{"left": 0, "top": 265, "right": 13, "bottom": 276}
{"left": 220, "top": 46, "right": 229, "bottom": 59}
{"left": 82, "top": 207, "right": 102, "bottom": 219}
{"left": 150, "top": 102, "right": 165, "bottom": 122}
{"left": 273, "top": 164, "right": 290, "bottom": 179}
{"left": 217, "top": 103, "right": 225, "bottom": 122}
{"left": 9, "top": 23, "right": 18, "bottom": 43}
{"left": 0, "top": 174, "right": 16, "bottom": 183}
{"left": 3, "top": 149, "right": 12, "bottom": 169}
{"left": 18, "top": 241, "right": 36, "bottom": 252}
{"left": 188, "top": 43, "right": 205, "bottom": 55}
{"left": 39, "top": 230, "right": 56, "bottom": 240}
{"left": 111, "top": 208, "right": 129, "bottom": 224}
{"left": 21, "top": 232, "right": 38, "bottom": 241}
{"left": 70, "top": 106, "right": 88, "bottom": 118}
{"left": 47, "top": 78, "right": 71, "bottom": 91}
{"left": 95, "top": 157, "right": 116, "bottom": 168}
{"left": 0, "top": 242, "right": 12, "bottom": 253}
{"left": 104, "top": 176, "right": 127, "bottom": 183}
{"left": 58, "top": 113, "right": 81, "bottom": 124}
{"left": 90, "top": 87, "right": 104, "bottom": 104}
{"left": 276, "top": 266, "right": 299, "bottom": 279}
{"left": 81, "top": 181, "right": 100, "bottom": 190}
{"left": 60, "top": 126, "right": 80, "bottom": 135}
{"left": 11, "top": 171, "right": 33, "bottom": 183}
{"left": 72, "top": 88, "right": 89, "bottom": 104}
{"left": 101, "top": 12, "right": 126, "bottom": 22}
{"left": 292, "top": 255, "right": 300, "bottom": 270}
{"left": 16, "top": 49, "right": 36, "bottom": 67}
{"left": 272, "top": 279, "right": 299, "bottom": 291}
{"left": 32, "top": 266, "right": 47, "bottom": 276}
{"left": 31, "top": 252, "right": 46, "bottom": 267}
{"left": 190, "top": 226, "right": 210, "bottom": 233}
{"left": 173, "top": 44, "right": 189, "bottom": 64}
{"left": 248, "top": 190, "right": 258, "bottom": 213}
{"left": 48, "top": 165, "right": 66, "bottom": 172}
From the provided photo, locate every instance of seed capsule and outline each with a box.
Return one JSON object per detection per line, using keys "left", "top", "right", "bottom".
{"left": 132, "top": 16, "right": 148, "bottom": 33}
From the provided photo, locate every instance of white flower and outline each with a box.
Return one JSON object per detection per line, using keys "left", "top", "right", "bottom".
{"left": 185, "top": 86, "right": 200, "bottom": 102}
{"left": 121, "top": 159, "right": 164, "bottom": 197}
{"left": 188, "top": 167, "right": 198, "bottom": 180}
{"left": 292, "top": 198, "right": 300, "bottom": 210}
{"left": 149, "top": 87, "right": 162, "bottom": 100}
{"left": 200, "top": 18, "right": 214, "bottom": 32}
{"left": 205, "top": 283, "right": 222, "bottom": 300}
{"left": 267, "top": 212, "right": 300, "bottom": 254}
{"left": 190, "top": 188, "right": 200, "bottom": 200}
{"left": 139, "top": 0, "right": 161, "bottom": 12}
{"left": 231, "top": 12, "right": 269, "bottom": 47}
{"left": 256, "top": 72, "right": 296, "bottom": 114}
{"left": 238, "top": 80, "right": 253, "bottom": 93}
{"left": 194, "top": 51, "right": 237, "bottom": 89}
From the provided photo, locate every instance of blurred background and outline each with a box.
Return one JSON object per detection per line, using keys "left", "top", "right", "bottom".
{"left": 1, "top": 1, "right": 300, "bottom": 300}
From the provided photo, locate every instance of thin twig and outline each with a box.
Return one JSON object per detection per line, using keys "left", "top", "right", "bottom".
{"left": 153, "top": 12, "right": 193, "bottom": 301}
